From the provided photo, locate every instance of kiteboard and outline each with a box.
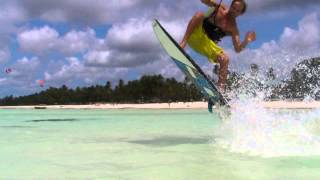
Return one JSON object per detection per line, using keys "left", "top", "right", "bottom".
{"left": 152, "top": 19, "right": 230, "bottom": 111}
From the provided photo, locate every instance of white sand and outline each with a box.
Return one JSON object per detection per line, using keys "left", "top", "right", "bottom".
{"left": 0, "top": 101, "right": 320, "bottom": 109}
{"left": 0, "top": 102, "right": 206, "bottom": 109}
{"left": 260, "top": 101, "right": 320, "bottom": 109}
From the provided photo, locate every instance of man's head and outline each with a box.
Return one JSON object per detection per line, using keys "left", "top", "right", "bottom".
{"left": 229, "top": 0, "right": 247, "bottom": 17}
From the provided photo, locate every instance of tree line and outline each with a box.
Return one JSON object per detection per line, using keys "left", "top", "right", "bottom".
{"left": 224, "top": 57, "right": 320, "bottom": 100}
{"left": 0, "top": 75, "right": 202, "bottom": 105}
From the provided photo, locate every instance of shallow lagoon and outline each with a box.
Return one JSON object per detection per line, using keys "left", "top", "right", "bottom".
{"left": 0, "top": 108, "right": 320, "bottom": 179}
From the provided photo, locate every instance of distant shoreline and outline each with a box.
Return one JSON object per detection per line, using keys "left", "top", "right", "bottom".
{"left": 0, "top": 101, "right": 320, "bottom": 109}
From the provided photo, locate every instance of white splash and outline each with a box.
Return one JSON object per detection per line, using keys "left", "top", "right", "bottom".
{"left": 214, "top": 97, "right": 320, "bottom": 157}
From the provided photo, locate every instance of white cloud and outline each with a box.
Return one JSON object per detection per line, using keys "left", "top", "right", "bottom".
{"left": 106, "top": 18, "right": 159, "bottom": 52}
{"left": 0, "top": 2, "right": 26, "bottom": 64}
{"left": 2, "top": 0, "right": 318, "bottom": 29}
{"left": 14, "top": 0, "right": 200, "bottom": 24}
{"left": 17, "top": 26, "right": 104, "bottom": 56}
{"left": 0, "top": 57, "right": 40, "bottom": 88}
{"left": 58, "top": 28, "right": 104, "bottom": 55}
{"left": 85, "top": 18, "right": 160, "bottom": 67}
{"left": 134, "top": 54, "right": 184, "bottom": 80}
{"left": 17, "top": 0, "right": 147, "bottom": 24}
{"left": 249, "top": 0, "right": 320, "bottom": 12}
{"left": 0, "top": 78, "right": 6, "bottom": 86}
{"left": 0, "top": 1, "right": 26, "bottom": 27}
{"left": 18, "top": 26, "right": 59, "bottom": 55}
{"left": 84, "top": 18, "right": 186, "bottom": 68}
{"left": 0, "top": 47, "right": 10, "bottom": 63}
{"left": 279, "top": 13, "right": 319, "bottom": 51}
{"left": 12, "top": 57, "right": 40, "bottom": 79}
{"left": 0, "top": 56, "right": 44, "bottom": 97}
{"left": 45, "top": 57, "right": 128, "bottom": 86}
{"left": 81, "top": 17, "right": 213, "bottom": 83}
{"left": 229, "top": 13, "right": 320, "bottom": 78}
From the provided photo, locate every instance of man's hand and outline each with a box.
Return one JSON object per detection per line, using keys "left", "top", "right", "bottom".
{"left": 245, "top": 31, "right": 256, "bottom": 43}
{"left": 201, "top": 0, "right": 216, "bottom": 7}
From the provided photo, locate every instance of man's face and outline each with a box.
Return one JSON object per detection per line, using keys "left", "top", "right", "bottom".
{"left": 229, "top": 1, "right": 244, "bottom": 17}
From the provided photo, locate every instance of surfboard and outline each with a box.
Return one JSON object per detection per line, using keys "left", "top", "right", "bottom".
{"left": 152, "top": 19, "right": 230, "bottom": 110}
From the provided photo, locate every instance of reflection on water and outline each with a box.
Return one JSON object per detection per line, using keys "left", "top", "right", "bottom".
{"left": 128, "top": 136, "right": 210, "bottom": 147}
{"left": 25, "top": 118, "right": 79, "bottom": 122}
{"left": 0, "top": 125, "right": 35, "bottom": 128}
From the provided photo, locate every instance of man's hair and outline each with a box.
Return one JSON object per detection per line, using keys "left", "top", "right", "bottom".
{"left": 231, "top": 0, "right": 247, "bottom": 14}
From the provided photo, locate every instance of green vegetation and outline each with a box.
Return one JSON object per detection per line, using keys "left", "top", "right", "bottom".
{"left": 225, "top": 57, "right": 320, "bottom": 100}
{"left": 273, "top": 57, "right": 320, "bottom": 100}
{"left": 0, "top": 75, "right": 202, "bottom": 105}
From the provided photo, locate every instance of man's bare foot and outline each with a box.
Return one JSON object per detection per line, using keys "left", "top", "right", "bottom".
{"left": 218, "top": 84, "right": 226, "bottom": 94}
{"left": 179, "top": 40, "right": 187, "bottom": 49}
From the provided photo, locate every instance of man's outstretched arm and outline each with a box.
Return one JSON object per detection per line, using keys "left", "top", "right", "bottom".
{"left": 201, "top": 0, "right": 226, "bottom": 8}
{"left": 231, "top": 29, "right": 256, "bottom": 53}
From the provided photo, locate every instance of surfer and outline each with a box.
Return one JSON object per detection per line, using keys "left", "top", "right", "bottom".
{"left": 179, "top": 0, "right": 256, "bottom": 91}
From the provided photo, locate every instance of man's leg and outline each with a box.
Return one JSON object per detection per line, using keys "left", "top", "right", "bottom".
{"left": 216, "top": 53, "right": 229, "bottom": 91}
{"left": 179, "top": 12, "right": 205, "bottom": 49}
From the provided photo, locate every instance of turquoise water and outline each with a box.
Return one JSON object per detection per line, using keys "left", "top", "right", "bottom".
{"left": 1, "top": 108, "right": 320, "bottom": 179}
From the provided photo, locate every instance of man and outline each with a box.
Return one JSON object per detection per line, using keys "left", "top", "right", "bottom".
{"left": 180, "top": 0, "right": 256, "bottom": 91}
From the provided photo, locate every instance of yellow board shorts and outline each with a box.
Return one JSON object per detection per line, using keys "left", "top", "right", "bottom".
{"left": 187, "top": 22, "right": 224, "bottom": 64}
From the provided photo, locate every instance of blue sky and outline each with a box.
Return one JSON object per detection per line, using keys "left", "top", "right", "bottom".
{"left": 0, "top": 0, "right": 320, "bottom": 97}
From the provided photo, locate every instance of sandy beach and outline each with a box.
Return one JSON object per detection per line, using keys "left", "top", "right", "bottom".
{"left": 0, "top": 101, "right": 320, "bottom": 109}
